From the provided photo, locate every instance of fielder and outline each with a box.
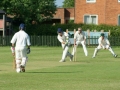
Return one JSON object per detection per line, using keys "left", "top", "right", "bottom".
{"left": 72, "top": 27, "right": 88, "bottom": 57}
{"left": 92, "top": 33, "right": 117, "bottom": 58}
{"left": 10, "top": 23, "right": 31, "bottom": 73}
{"left": 57, "top": 28, "right": 73, "bottom": 62}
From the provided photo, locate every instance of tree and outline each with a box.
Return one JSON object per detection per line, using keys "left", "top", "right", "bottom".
{"left": 63, "top": 0, "right": 74, "bottom": 8}
{"left": 0, "top": 0, "right": 57, "bottom": 24}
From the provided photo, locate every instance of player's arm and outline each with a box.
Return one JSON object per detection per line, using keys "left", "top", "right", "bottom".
{"left": 98, "top": 38, "right": 104, "bottom": 48}
{"left": 57, "top": 35, "right": 65, "bottom": 44}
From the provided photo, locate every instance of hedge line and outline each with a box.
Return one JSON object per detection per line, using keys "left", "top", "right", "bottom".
{"left": 13, "top": 23, "right": 120, "bottom": 36}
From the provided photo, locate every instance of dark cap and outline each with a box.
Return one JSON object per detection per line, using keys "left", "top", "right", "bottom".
{"left": 19, "top": 23, "right": 25, "bottom": 30}
{"left": 101, "top": 33, "right": 105, "bottom": 37}
{"left": 57, "top": 28, "right": 63, "bottom": 33}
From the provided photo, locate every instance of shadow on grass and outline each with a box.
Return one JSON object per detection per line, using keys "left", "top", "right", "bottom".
{"left": 26, "top": 71, "right": 83, "bottom": 73}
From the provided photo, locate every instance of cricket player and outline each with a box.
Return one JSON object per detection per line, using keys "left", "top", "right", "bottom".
{"left": 92, "top": 33, "right": 117, "bottom": 58}
{"left": 10, "top": 23, "right": 31, "bottom": 73}
{"left": 57, "top": 28, "right": 73, "bottom": 62}
{"left": 72, "top": 27, "right": 88, "bottom": 56}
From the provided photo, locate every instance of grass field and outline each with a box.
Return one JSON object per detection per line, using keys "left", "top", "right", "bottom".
{"left": 0, "top": 46, "right": 120, "bottom": 90}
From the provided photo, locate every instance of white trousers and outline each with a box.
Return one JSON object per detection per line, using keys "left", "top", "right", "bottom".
{"left": 72, "top": 41, "right": 88, "bottom": 56}
{"left": 15, "top": 46, "right": 28, "bottom": 72}
{"left": 61, "top": 44, "right": 72, "bottom": 61}
{"left": 93, "top": 45, "right": 115, "bottom": 57}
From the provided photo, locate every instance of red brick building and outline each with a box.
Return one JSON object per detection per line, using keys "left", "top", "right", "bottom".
{"left": 53, "top": 8, "right": 74, "bottom": 24}
{"left": 75, "top": 0, "right": 120, "bottom": 25}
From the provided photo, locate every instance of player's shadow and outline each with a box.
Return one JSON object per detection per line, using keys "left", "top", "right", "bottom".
{"left": 26, "top": 71, "right": 83, "bottom": 74}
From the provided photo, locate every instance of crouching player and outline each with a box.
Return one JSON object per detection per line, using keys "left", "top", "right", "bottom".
{"left": 92, "top": 33, "right": 117, "bottom": 58}
{"left": 10, "top": 23, "right": 31, "bottom": 73}
{"left": 57, "top": 28, "right": 73, "bottom": 62}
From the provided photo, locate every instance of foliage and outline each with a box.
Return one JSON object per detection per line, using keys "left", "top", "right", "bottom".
{"left": 63, "top": 0, "right": 74, "bottom": 8}
{"left": 0, "top": 0, "right": 57, "bottom": 25}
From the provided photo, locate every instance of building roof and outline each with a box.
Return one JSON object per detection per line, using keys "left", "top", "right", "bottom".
{"left": 0, "top": 10, "right": 5, "bottom": 14}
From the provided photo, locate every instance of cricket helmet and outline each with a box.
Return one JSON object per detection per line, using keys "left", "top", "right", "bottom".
{"left": 19, "top": 23, "right": 25, "bottom": 30}
{"left": 57, "top": 28, "right": 63, "bottom": 33}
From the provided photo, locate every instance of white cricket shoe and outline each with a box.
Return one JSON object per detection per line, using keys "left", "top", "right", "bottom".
{"left": 114, "top": 54, "right": 118, "bottom": 58}
{"left": 70, "top": 55, "right": 73, "bottom": 61}
{"left": 92, "top": 56, "right": 95, "bottom": 58}
{"left": 59, "top": 59, "right": 65, "bottom": 62}
{"left": 16, "top": 68, "right": 21, "bottom": 73}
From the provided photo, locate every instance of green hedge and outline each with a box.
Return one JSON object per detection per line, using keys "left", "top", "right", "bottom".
{"left": 12, "top": 23, "right": 120, "bottom": 37}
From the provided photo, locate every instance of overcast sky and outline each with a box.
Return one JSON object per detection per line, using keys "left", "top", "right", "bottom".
{"left": 55, "top": 0, "right": 64, "bottom": 7}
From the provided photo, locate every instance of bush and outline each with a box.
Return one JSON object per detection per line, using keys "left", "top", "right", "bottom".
{"left": 12, "top": 23, "right": 120, "bottom": 37}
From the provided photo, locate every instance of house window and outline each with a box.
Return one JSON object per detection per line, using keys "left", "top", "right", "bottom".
{"left": 84, "top": 15, "right": 98, "bottom": 25}
{"left": 0, "top": 15, "right": 3, "bottom": 19}
{"left": 86, "top": 0, "right": 96, "bottom": 3}
{"left": 118, "top": 15, "right": 120, "bottom": 26}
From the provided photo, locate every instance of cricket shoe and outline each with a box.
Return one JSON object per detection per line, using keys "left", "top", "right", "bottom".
{"left": 16, "top": 68, "right": 21, "bottom": 73}
{"left": 92, "top": 56, "right": 95, "bottom": 58}
{"left": 20, "top": 65, "right": 25, "bottom": 72}
{"left": 70, "top": 55, "right": 73, "bottom": 61}
{"left": 114, "top": 54, "right": 118, "bottom": 58}
{"left": 59, "top": 59, "right": 65, "bottom": 62}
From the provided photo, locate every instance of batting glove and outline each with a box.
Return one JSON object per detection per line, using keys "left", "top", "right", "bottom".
{"left": 27, "top": 47, "right": 30, "bottom": 54}
{"left": 11, "top": 47, "right": 15, "bottom": 53}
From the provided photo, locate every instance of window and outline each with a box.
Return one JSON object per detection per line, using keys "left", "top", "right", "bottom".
{"left": 0, "top": 15, "right": 3, "bottom": 19}
{"left": 118, "top": 0, "right": 120, "bottom": 2}
{"left": 118, "top": 15, "right": 120, "bottom": 26}
{"left": 84, "top": 15, "right": 98, "bottom": 25}
{"left": 86, "top": 0, "right": 96, "bottom": 3}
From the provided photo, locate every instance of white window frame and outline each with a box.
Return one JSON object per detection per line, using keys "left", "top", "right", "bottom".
{"left": 86, "top": 0, "right": 96, "bottom": 3}
{"left": 84, "top": 14, "right": 98, "bottom": 25}
{"left": 118, "top": 15, "right": 120, "bottom": 26}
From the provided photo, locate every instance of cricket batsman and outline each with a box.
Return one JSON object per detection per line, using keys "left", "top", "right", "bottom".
{"left": 72, "top": 27, "right": 88, "bottom": 57}
{"left": 57, "top": 28, "right": 73, "bottom": 62}
{"left": 92, "top": 33, "right": 117, "bottom": 58}
{"left": 10, "top": 23, "right": 31, "bottom": 73}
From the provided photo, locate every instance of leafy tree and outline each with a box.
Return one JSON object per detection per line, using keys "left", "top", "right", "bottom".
{"left": 63, "top": 0, "right": 74, "bottom": 8}
{"left": 0, "top": 0, "right": 57, "bottom": 24}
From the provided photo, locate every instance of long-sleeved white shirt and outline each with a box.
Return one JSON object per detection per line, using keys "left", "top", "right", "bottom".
{"left": 11, "top": 30, "right": 31, "bottom": 47}
{"left": 57, "top": 32, "right": 69, "bottom": 43}
{"left": 98, "top": 37, "right": 110, "bottom": 46}
{"left": 74, "top": 31, "right": 86, "bottom": 41}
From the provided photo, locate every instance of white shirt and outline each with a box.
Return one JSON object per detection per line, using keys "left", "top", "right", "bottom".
{"left": 11, "top": 30, "right": 31, "bottom": 47}
{"left": 74, "top": 31, "right": 86, "bottom": 41}
{"left": 57, "top": 32, "right": 69, "bottom": 43}
{"left": 98, "top": 37, "right": 110, "bottom": 46}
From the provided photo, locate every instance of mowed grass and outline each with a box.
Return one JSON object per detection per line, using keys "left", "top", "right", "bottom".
{"left": 0, "top": 46, "right": 120, "bottom": 90}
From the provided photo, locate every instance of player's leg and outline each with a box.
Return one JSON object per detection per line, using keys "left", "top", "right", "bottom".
{"left": 81, "top": 41, "right": 88, "bottom": 56}
{"left": 15, "top": 47, "right": 21, "bottom": 73}
{"left": 106, "top": 45, "right": 118, "bottom": 58}
{"left": 20, "top": 47, "right": 28, "bottom": 72}
{"left": 71, "top": 41, "right": 79, "bottom": 56}
{"left": 66, "top": 50, "right": 73, "bottom": 61}
{"left": 59, "top": 45, "right": 69, "bottom": 62}
{"left": 92, "top": 45, "right": 101, "bottom": 58}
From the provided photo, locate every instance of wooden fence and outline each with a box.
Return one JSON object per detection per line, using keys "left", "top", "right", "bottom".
{"left": 0, "top": 36, "right": 120, "bottom": 46}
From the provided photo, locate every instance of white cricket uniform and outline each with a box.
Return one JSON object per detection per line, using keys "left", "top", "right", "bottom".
{"left": 72, "top": 31, "right": 88, "bottom": 56}
{"left": 92, "top": 36, "right": 116, "bottom": 57}
{"left": 57, "top": 32, "right": 72, "bottom": 62}
{"left": 11, "top": 30, "right": 31, "bottom": 72}
{"left": 98, "top": 37, "right": 110, "bottom": 49}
